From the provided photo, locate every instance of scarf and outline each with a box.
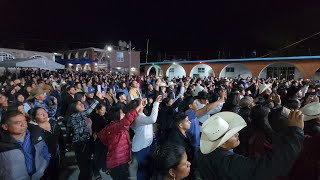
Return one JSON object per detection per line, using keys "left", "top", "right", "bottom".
{"left": 17, "top": 130, "right": 34, "bottom": 174}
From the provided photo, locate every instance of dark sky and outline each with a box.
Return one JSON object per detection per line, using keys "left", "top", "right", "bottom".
{"left": 1, "top": 0, "right": 320, "bottom": 60}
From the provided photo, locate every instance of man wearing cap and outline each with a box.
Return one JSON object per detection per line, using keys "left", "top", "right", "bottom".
{"left": 196, "top": 91, "right": 224, "bottom": 124}
{"left": 196, "top": 110, "right": 305, "bottom": 180}
{"left": 182, "top": 91, "right": 226, "bottom": 150}
{"left": 84, "top": 87, "right": 96, "bottom": 109}
{"left": 28, "top": 87, "right": 58, "bottom": 118}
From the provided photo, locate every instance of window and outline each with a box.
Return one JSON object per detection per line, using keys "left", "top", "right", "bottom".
{"left": 83, "top": 51, "right": 88, "bottom": 58}
{"left": 198, "top": 68, "right": 205, "bottom": 73}
{"left": 117, "top": 52, "right": 124, "bottom": 62}
{"left": 0, "top": 52, "right": 15, "bottom": 61}
{"left": 226, "top": 67, "right": 234, "bottom": 72}
{"left": 158, "top": 68, "right": 163, "bottom": 76}
{"left": 70, "top": 53, "right": 75, "bottom": 59}
{"left": 75, "top": 52, "right": 79, "bottom": 59}
{"left": 29, "top": 55, "right": 45, "bottom": 59}
{"left": 169, "top": 68, "right": 174, "bottom": 73}
{"left": 266, "top": 66, "right": 295, "bottom": 80}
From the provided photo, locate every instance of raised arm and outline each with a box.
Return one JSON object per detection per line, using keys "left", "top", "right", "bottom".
{"left": 134, "top": 102, "right": 160, "bottom": 126}
{"left": 195, "top": 90, "right": 226, "bottom": 117}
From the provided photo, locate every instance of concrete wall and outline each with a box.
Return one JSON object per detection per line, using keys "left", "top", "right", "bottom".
{"left": 189, "top": 64, "right": 214, "bottom": 79}
{"left": 144, "top": 58, "right": 320, "bottom": 79}
{"left": 219, "top": 63, "right": 252, "bottom": 79}
{"left": 110, "top": 51, "right": 140, "bottom": 71}
{"left": 0, "top": 48, "right": 55, "bottom": 61}
{"left": 166, "top": 64, "right": 186, "bottom": 80}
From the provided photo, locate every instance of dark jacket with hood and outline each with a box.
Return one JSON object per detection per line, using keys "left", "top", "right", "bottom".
{"left": 0, "top": 129, "right": 50, "bottom": 180}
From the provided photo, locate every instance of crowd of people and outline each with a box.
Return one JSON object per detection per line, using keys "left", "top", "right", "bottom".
{"left": 0, "top": 68, "right": 319, "bottom": 180}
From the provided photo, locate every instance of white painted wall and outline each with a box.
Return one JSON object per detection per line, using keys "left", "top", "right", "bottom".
{"left": 0, "top": 48, "right": 55, "bottom": 61}
{"left": 190, "top": 64, "right": 214, "bottom": 79}
{"left": 258, "top": 63, "right": 303, "bottom": 79}
{"left": 166, "top": 64, "right": 186, "bottom": 80}
{"left": 219, "top": 63, "right": 252, "bottom": 79}
{"left": 147, "top": 65, "right": 163, "bottom": 76}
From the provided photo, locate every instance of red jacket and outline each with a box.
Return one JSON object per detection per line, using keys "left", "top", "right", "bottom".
{"left": 98, "top": 109, "right": 138, "bottom": 169}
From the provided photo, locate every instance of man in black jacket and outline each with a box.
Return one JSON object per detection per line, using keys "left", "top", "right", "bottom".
{"left": 60, "top": 85, "right": 75, "bottom": 117}
{"left": 196, "top": 110, "right": 304, "bottom": 180}
{"left": 168, "top": 113, "right": 194, "bottom": 163}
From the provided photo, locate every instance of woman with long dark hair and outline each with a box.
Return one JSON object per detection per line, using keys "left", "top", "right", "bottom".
{"left": 28, "top": 107, "right": 61, "bottom": 180}
{"left": 98, "top": 98, "right": 144, "bottom": 180}
{"left": 66, "top": 93, "right": 104, "bottom": 180}
{"left": 91, "top": 104, "right": 110, "bottom": 179}
{"left": 151, "top": 143, "right": 191, "bottom": 180}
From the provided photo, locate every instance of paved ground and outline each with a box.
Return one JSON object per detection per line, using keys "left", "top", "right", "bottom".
{"left": 60, "top": 151, "right": 138, "bottom": 180}
{"left": 59, "top": 151, "right": 112, "bottom": 180}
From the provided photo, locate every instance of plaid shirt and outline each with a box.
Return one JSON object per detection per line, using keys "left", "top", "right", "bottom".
{"left": 33, "top": 99, "right": 57, "bottom": 118}
{"left": 68, "top": 100, "right": 99, "bottom": 143}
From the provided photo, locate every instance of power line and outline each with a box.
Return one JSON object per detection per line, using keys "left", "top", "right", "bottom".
{"left": 259, "top": 31, "right": 320, "bottom": 58}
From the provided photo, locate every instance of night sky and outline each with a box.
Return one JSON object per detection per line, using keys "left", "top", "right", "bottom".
{"left": 1, "top": 0, "right": 320, "bottom": 61}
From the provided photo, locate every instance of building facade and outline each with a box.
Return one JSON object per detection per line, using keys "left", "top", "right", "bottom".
{"left": 0, "top": 48, "right": 58, "bottom": 61}
{"left": 142, "top": 56, "right": 320, "bottom": 80}
{"left": 60, "top": 47, "right": 140, "bottom": 74}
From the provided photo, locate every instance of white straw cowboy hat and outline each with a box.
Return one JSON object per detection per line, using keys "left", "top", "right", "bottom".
{"left": 259, "top": 83, "right": 272, "bottom": 94}
{"left": 300, "top": 102, "right": 320, "bottom": 121}
{"left": 200, "top": 112, "right": 247, "bottom": 154}
{"left": 159, "top": 82, "right": 168, "bottom": 87}
{"left": 168, "top": 82, "right": 176, "bottom": 86}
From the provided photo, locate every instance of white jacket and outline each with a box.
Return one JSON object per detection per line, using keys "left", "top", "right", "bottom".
{"left": 131, "top": 102, "right": 159, "bottom": 152}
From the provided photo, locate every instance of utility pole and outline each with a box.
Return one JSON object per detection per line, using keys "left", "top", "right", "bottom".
{"left": 129, "top": 41, "right": 132, "bottom": 75}
{"left": 146, "top": 39, "right": 149, "bottom": 63}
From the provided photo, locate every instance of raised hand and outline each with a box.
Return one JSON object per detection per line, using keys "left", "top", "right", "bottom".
{"left": 288, "top": 110, "right": 304, "bottom": 129}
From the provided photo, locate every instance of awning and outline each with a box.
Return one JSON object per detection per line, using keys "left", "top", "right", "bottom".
{"left": 0, "top": 58, "right": 65, "bottom": 70}
{"left": 55, "top": 58, "right": 95, "bottom": 65}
